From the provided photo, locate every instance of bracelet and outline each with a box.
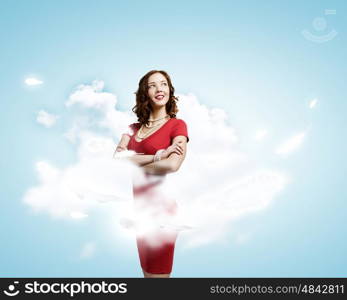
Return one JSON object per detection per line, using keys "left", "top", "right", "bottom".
{"left": 153, "top": 149, "right": 165, "bottom": 162}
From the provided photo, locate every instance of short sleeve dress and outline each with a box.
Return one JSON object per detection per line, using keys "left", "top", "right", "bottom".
{"left": 126, "top": 117, "right": 189, "bottom": 274}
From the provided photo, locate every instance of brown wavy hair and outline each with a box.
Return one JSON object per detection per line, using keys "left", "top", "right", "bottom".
{"left": 132, "top": 70, "right": 179, "bottom": 125}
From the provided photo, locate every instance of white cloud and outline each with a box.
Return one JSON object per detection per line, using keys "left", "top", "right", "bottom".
{"left": 70, "top": 211, "right": 88, "bottom": 219}
{"left": 25, "top": 77, "right": 43, "bottom": 86}
{"left": 36, "top": 110, "right": 58, "bottom": 127}
{"left": 66, "top": 80, "right": 115, "bottom": 111}
{"left": 65, "top": 80, "right": 134, "bottom": 136}
{"left": 23, "top": 149, "right": 135, "bottom": 219}
{"left": 234, "top": 232, "right": 252, "bottom": 245}
{"left": 79, "top": 242, "right": 96, "bottom": 259}
{"left": 254, "top": 129, "right": 268, "bottom": 141}
{"left": 275, "top": 131, "right": 307, "bottom": 157}
{"left": 23, "top": 81, "right": 288, "bottom": 249}
{"left": 309, "top": 98, "right": 318, "bottom": 109}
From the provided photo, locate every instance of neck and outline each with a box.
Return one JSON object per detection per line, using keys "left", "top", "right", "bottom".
{"left": 150, "top": 106, "right": 168, "bottom": 120}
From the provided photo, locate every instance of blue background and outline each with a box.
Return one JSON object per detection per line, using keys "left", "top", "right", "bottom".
{"left": 0, "top": 0, "right": 346, "bottom": 277}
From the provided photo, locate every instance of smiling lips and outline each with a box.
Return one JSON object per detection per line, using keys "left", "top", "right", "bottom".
{"left": 155, "top": 94, "right": 164, "bottom": 100}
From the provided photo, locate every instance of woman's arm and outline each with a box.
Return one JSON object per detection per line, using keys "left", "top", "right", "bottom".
{"left": 141, "top": 158, "right": 176, "bottom": 175}
{"left": 115, "top": 134, "right": 131, "bottom": 152}
{"left": 142, "top": 136, "right": 187, "bottom": 175}
{"left": 127, "top": 141, "right": 182, "bottom": 167}
{"left": 128, "top": 154, "right": 155, "bottom": 166}
{"left": 166, "top": 136, "right": 187, "bottom": 171}
{"left": 115, "top": 137, "right": 154, "bottom": 166}
{"left": 115, "top": 133, "right": 186, "bottom": 172}
{"left": 116, "top": 137, "right": 184, "bottom": 167}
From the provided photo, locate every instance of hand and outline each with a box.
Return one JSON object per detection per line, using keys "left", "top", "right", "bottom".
{"left": 115, "top": 145, "right": 127, "bottom": 152}
{"left": 161, "top": 142, "right": 184, "bottom": 159}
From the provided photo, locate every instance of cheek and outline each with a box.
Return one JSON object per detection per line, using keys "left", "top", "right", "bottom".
{"left": 147, "top": 89, "right": 154, "bottom": 98}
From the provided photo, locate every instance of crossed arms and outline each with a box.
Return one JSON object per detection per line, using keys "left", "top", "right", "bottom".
{"left": 115, "top": 134, "right": 188, "bottom": 175}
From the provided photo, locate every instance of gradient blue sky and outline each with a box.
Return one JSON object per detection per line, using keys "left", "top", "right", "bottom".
{"left": 1, "top": 0, "right": 346, "bottom": 277}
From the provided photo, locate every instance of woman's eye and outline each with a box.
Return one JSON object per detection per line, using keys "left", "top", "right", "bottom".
{"left": 162, "top": 82, "right": 167, "bottom": 86}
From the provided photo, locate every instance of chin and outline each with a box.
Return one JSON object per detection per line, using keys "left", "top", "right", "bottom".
{"left": 151, "top": 100, "right": 168, "bottom": 107}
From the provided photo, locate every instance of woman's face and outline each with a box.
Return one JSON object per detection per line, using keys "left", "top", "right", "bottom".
{"left": 147, "top": 72, "right": 170, "bottom": 109}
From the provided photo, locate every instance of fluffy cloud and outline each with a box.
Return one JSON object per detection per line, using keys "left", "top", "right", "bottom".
{"left": 275, "top": 131, "right": 307, "bottom": 157}
{"left": 23, "top": 80, "right": 289, "bottom": 249}
{"left": 65, "top": 80, "right": 135, "bottom": 137}
{"left": 254, "top": 129, "right": 268, "bottom": 141}
{"left": 25, "top": 77, "right": 43, "bottom": 86}
{"left": 36, "top": 110, "right": 58, "bottom": 127}
{"left": 23, "top": 141, "right": 135, "bottom": 219}
{"left": 79, "top": 242, "right": 96, "bottom": 259}
{"left": 309, "top": 98, "right": 318, "bottom": 109}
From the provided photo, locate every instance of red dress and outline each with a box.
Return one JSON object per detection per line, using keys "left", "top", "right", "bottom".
{"left": 127, "top": 118, "right": 189, "bottom": 274}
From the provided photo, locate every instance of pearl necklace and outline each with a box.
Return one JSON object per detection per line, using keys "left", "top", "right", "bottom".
{"left": 145, "top": 114, "right": 170, "bottom": 128}
{"left": 136, "top": 117, "right": 170, "bottom": 140}
{"left": 148, "top": 114, "right": 169, "bottom": 122}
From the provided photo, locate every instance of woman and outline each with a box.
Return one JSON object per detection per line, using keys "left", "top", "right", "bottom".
{"left": 115, "top": 70, "right": 189, "bottom": 278}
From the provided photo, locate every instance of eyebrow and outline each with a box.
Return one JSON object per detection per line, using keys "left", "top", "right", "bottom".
{"left": 148, "top": 80, "right": 167, "bottom": 84}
